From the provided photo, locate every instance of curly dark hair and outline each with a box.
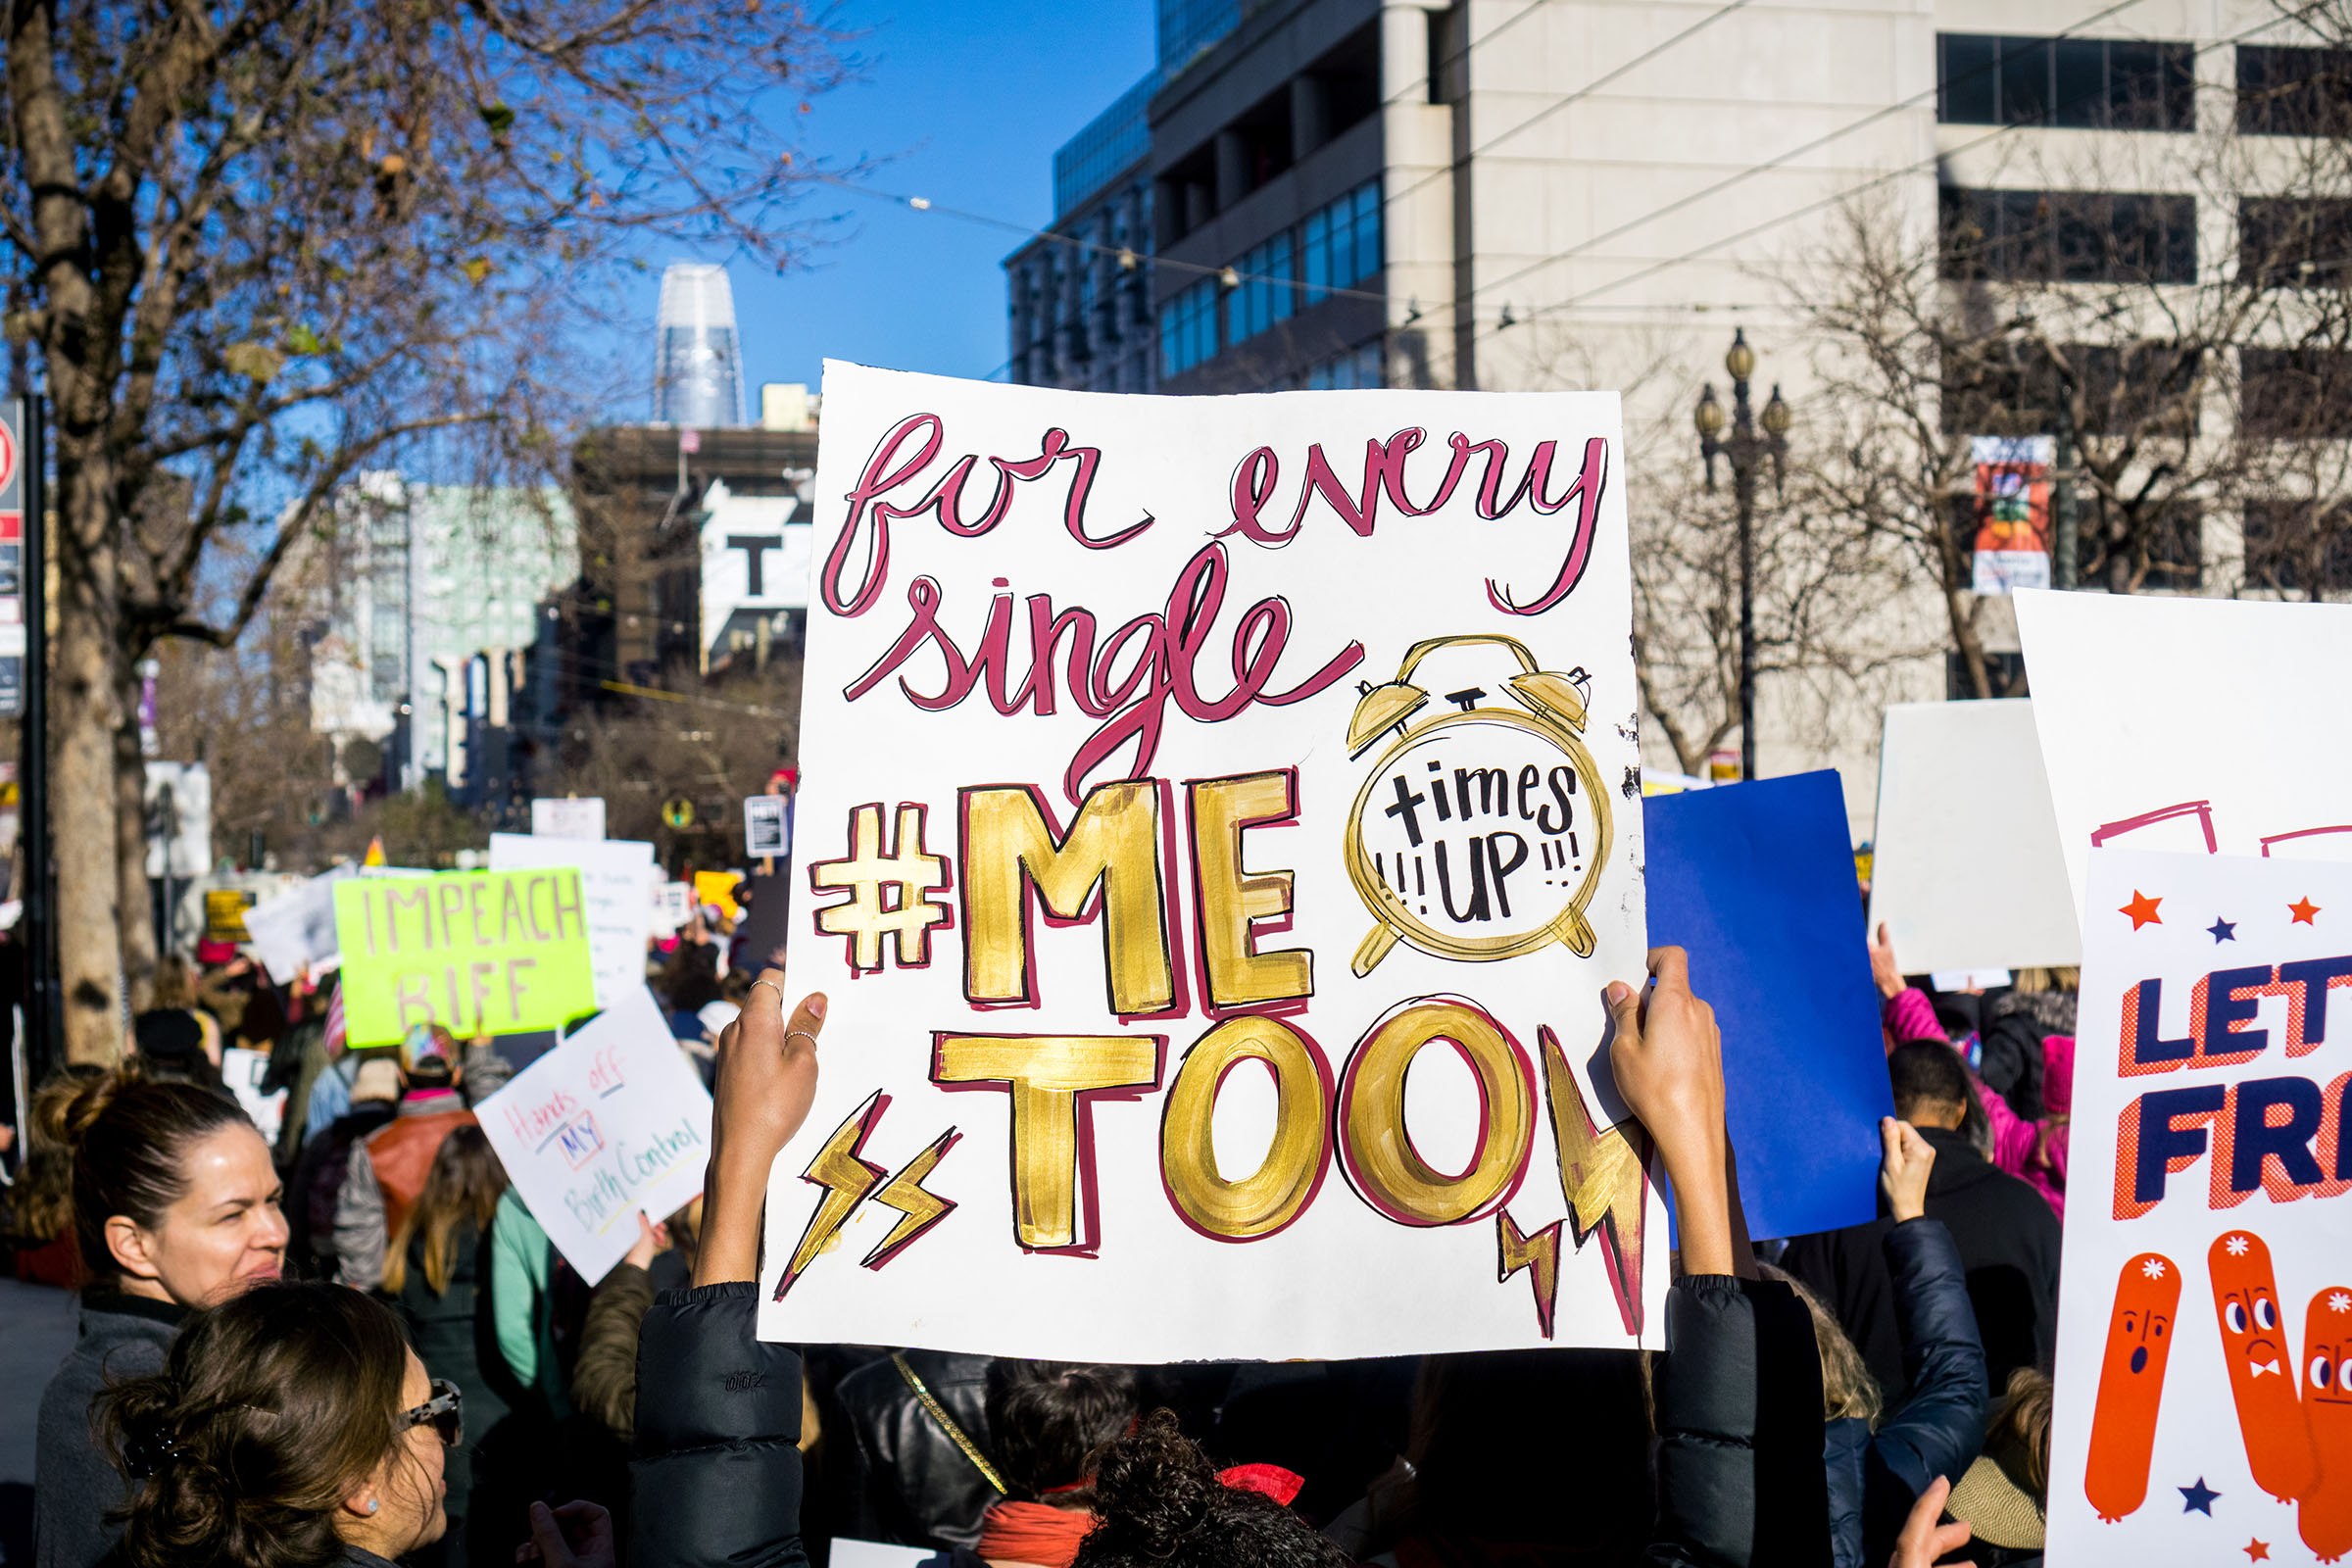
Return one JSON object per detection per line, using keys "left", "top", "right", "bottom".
{"left": 1070, "top": 1410, "right": 1350, "bottom": 1568}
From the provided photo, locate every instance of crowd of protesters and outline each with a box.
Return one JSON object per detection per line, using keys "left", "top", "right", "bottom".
{"left": 0, "top": 889, "right": 2081, "bottom": 1568}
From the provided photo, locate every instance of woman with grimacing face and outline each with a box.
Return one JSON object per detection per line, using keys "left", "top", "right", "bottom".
{"left": 31, "top": 1070, "right": 290, "bottom": 1568}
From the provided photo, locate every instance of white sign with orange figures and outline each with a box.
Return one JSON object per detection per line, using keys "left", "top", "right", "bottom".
{"left": 2047, "top": 849, "right": 2352, "bottom": 1566}
{"left": 757, "top": 364, "right": 1659, "bottom": 1361}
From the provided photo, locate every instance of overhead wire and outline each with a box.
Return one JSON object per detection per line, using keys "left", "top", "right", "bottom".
{"left": 1404, "top": 0, "right": 2328, "bottom": 390}
{"left": 808, "top": 0, "right": 1752, "bottom": 377}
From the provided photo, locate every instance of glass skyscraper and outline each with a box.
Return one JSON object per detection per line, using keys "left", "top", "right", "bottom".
{"left": 654, "top": 263, "right": 745, "bottom": 427}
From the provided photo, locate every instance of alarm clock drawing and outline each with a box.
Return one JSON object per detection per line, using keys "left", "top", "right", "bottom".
{"left": 1343, "top": 634, "right": 1613, "bottom": 977}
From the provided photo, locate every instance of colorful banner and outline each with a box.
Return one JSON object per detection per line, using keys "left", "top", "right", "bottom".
{"left": 331, "top": 869, "right": 597, "bottom": 1045}
{"left": 1970, "top": 435, "right": 2054, "bottom": 596}
{"left": 473, "top": 985, "right": 713, "bottom": 1285}
{"left": 2046, "top": 849, "right": 2352, "bottom": 1565}
{"left": 758, "top": 364, "right": 1652, "bottom": 1361}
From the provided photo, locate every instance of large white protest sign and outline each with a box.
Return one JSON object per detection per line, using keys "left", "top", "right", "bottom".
{"left": 2017, "top": 592, "right": 2352, "bottom": 932}
{"left": 242, "top": 866, "right": 357, "bottom": 983}
{"left": 2045, "top": 850, "right": 2352, "bottom": 1565}
{"left": 489, "top": 834, "right": 655, "bottom": 1009}
{"left": 473, "top": 985, "right": 712, "bottom": 1285}
{"left": 1866, "top": 700, "right": 2079, "bottom": 973}
{"left": 759, "top": 364, "right": 1656, "bottom": 1362}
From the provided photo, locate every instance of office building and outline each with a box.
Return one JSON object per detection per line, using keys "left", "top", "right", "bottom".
{"left": 655, "top": 263, "right": 748, "bottom": 426}
{"left": 1008, "top": 1, "right": 2352, "bottom": 831}
{"left": 302, "top": 476, "right": 575, "bottom": 805}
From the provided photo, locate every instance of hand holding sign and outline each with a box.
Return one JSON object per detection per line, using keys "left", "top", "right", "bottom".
{"left": 699, "top": 974, "right": 826, "bottom": 1288}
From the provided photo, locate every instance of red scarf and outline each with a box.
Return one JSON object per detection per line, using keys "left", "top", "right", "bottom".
{"left": 976, "top": 1499, "right": 1095, "bottom": 1567}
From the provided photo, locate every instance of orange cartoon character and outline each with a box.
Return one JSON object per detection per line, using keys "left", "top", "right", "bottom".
{"left": 2085, "top": 1252, "right": 2183, "bottom": 1522}
{"left": 2302, "top": 1286, "right": 2352, "bottom": 1562}
{"left": 2211, "top": 1230, "right": 2319, "bottom": 1502}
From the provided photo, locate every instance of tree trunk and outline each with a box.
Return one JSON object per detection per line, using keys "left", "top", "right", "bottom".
{"left": 115, "top": 685, "right": 156, "bottom": 1014}
{"left": 52, "top": 450, "right": 126, "bottom": 1063}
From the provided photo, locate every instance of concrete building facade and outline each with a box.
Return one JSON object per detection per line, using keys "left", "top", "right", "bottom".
{"left": 1009, "top": 0, "right": 2352, "bottom": 834}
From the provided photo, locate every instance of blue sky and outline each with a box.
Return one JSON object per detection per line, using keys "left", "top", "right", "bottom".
{"left": 623, "top": 0, "right": 1154, "bottom": 414}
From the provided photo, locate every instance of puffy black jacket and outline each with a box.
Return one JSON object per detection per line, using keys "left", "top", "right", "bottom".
{"left": 631, "top": 1276, "right": 1826, "bottom": 1568}
{"left": 632, "top": 1284, "right": 808, "bottom": 1568}
{"left": 1782, "top": 1126, "right": 2060, "bottom": 1402}
{"left": 1822, "top": 1219, "right": 1989, "bottom": 1568}
{"left": 1649, "top": 1274, "right": 1835, "bottom": 1567}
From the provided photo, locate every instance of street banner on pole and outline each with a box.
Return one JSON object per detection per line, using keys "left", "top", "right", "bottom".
{"left": 760, "top": 364, "right": 1652, "bottom": 1360}
{"left": 2045, "top": 848, "right": 2352, "bottom": 1566}
{"left": 332, "top": 869, "right": 597, "bottom": 1045}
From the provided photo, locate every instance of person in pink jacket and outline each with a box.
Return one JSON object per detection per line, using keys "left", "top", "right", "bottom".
{"left": 1869, "top": 923, "right": 2070, "bottom": 1219}
{"left": 1973, "top": 1033, "right": 2070, "bottom": 1220}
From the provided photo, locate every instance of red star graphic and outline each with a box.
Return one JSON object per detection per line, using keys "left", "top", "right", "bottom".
{"left": 2245, "top": 1541, "right": 2271, "bottom": 1562}
{"left": 2121, "top": 891, "right": 2164, "bottom": 930}
{"left": 2291, "top": 897, "right": 2323, "bottom": 925}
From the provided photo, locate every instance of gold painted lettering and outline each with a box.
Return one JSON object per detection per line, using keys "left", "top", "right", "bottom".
{"left": 1188, "top": 772, "right": 1311, "bottom": 1010}
{"left": 1337, "top": 1000, "right": 1535, "bottom": 1226}
{"left": 961, "top": 782, "right": 1172, "bottom": 1014}
{"left": 1159, "top": 1014, "right": 1330, "bottom": 1239}
{"left": 932, "top": 1033, "right": 1161, "bottom": 1249}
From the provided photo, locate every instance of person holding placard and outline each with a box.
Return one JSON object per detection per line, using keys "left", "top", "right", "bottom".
{"left": 593, "top": 953, "right": 1832, "bottom": 1568}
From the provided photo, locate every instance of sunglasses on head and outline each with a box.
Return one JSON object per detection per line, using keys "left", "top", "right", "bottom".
{"left": 396, "top": 1379, "right": 463, "bottom": 1447}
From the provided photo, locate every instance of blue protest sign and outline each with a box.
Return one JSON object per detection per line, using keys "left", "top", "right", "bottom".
{"left": 1645, "top": 770, "right": 1891, "bottom": 1241}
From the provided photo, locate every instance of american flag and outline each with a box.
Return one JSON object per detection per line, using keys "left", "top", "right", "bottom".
{"left": 322, "top": 984, "right": 345, "bottom": 1054}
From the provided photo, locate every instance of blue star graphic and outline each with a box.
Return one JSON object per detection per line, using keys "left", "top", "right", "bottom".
{"left": 2209, "top": 917, "right": 2238, "bottom": 944}
{"left": 2180, "top": 1477, "right": 2221, "bottom": 1514}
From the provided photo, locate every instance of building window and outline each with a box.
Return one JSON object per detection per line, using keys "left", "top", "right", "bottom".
{"left": 1302, "top": 178, "right": 1383, "bottom": 305}
{"left": 1231, "top": 233, "right": 1296, "bottom": 344}
{"left": 2240, "top": 346, "right": 2352, "bottom": 437}
{"left": 1937, "top": 33, "right": 2194, "bottom": 130}
{"left": 1306, "top": 341, "right": 1384, "bottom": 390}
{"left": 2246, "top": 499, "right": 2352, "bottom": 593}
{"left": 1941, "top": 341, "right": 2199, "bottom": 437}
{"left": 2237, "top": 45, "right": 2352, "bottom": 136}
{"left": 2081, "top": 505, "right": 2202, "bottom": 591}
{"left": 2239, "top": 198, "right": 2352, "bottom": 289}
{"left": 1159, "top": 279, "right": 1219, "bottom": 377}
{"left": 1940, "top": 188, "right": 2196, "bottom": 284}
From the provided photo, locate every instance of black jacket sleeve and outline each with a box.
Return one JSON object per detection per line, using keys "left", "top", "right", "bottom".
{"left": 1872, "top": 1218, "right": 1988, "bottom": 1498}
{"left": 630, "top": 1283, "right": 808, "bottom": 1568}
{"left": 1648, "top": 1274, "right": 1833, "bottom": 1568}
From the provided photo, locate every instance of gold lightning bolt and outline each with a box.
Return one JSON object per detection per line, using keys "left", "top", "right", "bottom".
{"left": 772, "top": 1091, "right": 889, "bottom": 1301}
{"left": 861, "top": 1128, "right": 962, "bottom": 1269}
{"left": 1495, "top": 1210, "right": 1565, "bottom": 1339}
{"left": 1540, "top": 1026, "right": 1653, "bottom": 1337}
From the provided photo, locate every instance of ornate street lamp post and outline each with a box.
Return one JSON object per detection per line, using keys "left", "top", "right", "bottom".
{"left": 1694, "top": 327, "right": 1791, "bottom": 782}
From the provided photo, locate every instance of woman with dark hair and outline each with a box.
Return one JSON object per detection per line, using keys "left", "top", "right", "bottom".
{"left": 976, "top": 1361, "right": 1141, "bottom": 1568}
{"left": 381, "top": 1126, "right": 512, "bottom": 1566}
{"left": 98, "top": 1279, "right": 486, "bottom": 1568}
{"left": 1072, "top": 1411, "right": 1346, "bottom": 1568}
{"left": 33, "top": 1068, "right": 287, "bottom": 1568}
